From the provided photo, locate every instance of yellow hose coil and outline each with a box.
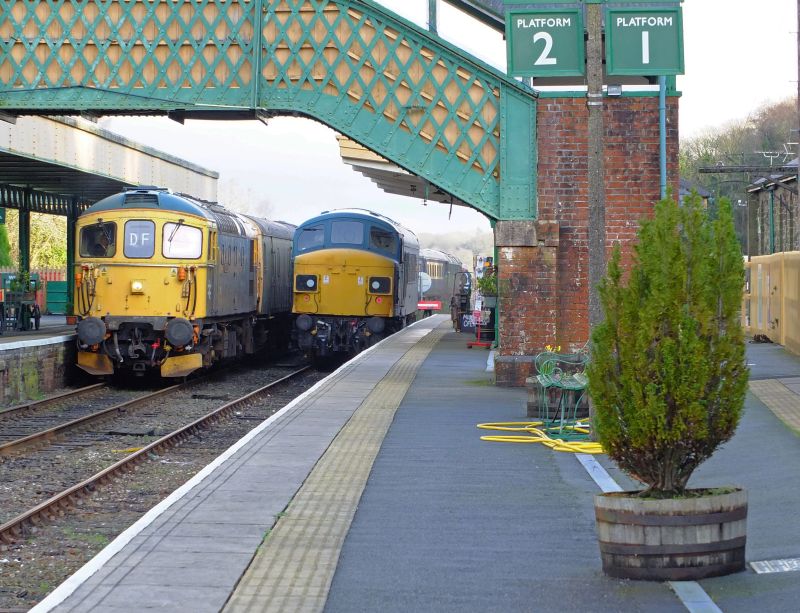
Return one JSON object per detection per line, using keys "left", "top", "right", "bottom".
{"left": 477, "top": 421, "right": 604, "bottom": 454}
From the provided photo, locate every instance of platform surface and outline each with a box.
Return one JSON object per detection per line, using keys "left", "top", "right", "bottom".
{"left": 27, "top": 317, "right": 800, "bottom": 613}
{"left": 0, "top": 314, "right": 76, "bottom": 347}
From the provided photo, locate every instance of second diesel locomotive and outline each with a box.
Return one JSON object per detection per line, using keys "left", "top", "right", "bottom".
{"left": 74, "top": 187, "right": 295, "bottom": 378}
{"left": 292, "top": 209, "right": 420, "bottom": 358}
{"left": 418, "top": 248, "right": 464, "bottom": 316}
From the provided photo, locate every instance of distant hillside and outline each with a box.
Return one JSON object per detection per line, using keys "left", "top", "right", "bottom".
{"left": 418, "top": 228, "right": 494, "bottom": 270}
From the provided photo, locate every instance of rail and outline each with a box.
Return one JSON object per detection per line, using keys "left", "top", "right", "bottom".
{"left": 0, "top": 366, "right": 310, "bottom": 544}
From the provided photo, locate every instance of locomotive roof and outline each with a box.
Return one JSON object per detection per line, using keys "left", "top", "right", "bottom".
{"left": 420, "top": 248, "right": 462, "bottom": 266}
{"left": 242, "top": 214, "right": 296, "bottom": 241}
{"left": 83, "top": 187, "right": 218, "bottom": 219}
{"left": 299, "top": 208, "right": 419, "bottom": 248}
{"left": 82, "top": 187, "right": 294, "bottom": 239}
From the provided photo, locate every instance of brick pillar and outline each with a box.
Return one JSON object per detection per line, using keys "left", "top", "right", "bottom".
{"left": 492, "top": 95, "right": 679, "bottom": 387}
{"left": 494, "top": 219, "right": 560, "bottom": 386}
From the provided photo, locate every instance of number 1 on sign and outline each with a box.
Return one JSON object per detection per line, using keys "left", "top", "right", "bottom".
{"left": 642, "top": 31, "right": 650, "bottom": 64}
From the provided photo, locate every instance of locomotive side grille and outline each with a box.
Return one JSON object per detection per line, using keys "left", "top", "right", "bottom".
{"left": 124, "top": 193, "right": 159, "bottom": 207}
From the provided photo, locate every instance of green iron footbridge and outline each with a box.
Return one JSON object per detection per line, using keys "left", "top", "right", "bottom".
{"left": 0, "top": 0, "right": 537, "bottom": 221}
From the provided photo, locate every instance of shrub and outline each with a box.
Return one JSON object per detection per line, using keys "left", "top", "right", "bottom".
{"left": 476, "top": 271, "right": 497, "bottom": 296}
{"left": 586, "top": 194, "right": 748, "bottom": 496}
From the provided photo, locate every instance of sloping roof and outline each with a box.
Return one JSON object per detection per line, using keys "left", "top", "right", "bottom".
{"left": 443, "top": 1, "right": 503, "bottom": 30}
{"left": 679, "top": 178, "right": 711, "bottom": 199}
{"left": 747, "top": 158, "right": 798, "bottom": 193}
{"left": 443, "top": 2, "right": 684, "bottom": 32}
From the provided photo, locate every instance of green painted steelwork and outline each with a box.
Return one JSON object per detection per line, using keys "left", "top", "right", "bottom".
{"left": 0, "top": 0, "right": 538, "bottom": 221}
{"left": 46, "top": 280, "right": 68, "bottom": 315}
{"left": 66, "top": 198, "right": 78, "bottom": 315}
{"left": 18, "top": 206, "right": 29, "bottom": 278}
{"left": 0, "top": 184, "right": 91, "bottom": 216}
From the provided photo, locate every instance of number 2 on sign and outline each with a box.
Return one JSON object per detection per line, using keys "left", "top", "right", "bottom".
{"left": 533, "top": 32, "right": 557, "bottom": 65}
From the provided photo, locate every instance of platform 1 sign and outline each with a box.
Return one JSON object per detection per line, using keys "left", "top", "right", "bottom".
{"left": 605, "top": 7, "right": 684, "bottom": 76}
{"left": 506, "top": 9, "right": 584, "bottom": 77}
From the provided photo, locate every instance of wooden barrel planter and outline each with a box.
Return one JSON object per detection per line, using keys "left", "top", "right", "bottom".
{"left": 594, "top": 488, "right": 747, "bottom": 580}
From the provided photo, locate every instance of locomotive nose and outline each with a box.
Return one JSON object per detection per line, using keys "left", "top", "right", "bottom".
{"left": 77, "top": 317, "right": 107, "bottom": 345}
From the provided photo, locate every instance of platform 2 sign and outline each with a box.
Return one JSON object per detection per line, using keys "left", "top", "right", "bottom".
{"left": 605, "top": 7, "right": 684, "bottom": 76}
{"left": 505, "top": 9, "right": 585, "bottom": 77}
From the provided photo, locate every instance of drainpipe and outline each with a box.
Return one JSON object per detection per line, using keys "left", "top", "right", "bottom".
{"left": 493, "top": 236, "right": 499, "bottom": 349}
{"left": 769, "top": 189, "right": 775, "bottom": 254}
{"left": 659, "top": 76, "right": 667, "bottom": 199}
{"left": 428, "top": 0, "right": 437, "bottom": 35}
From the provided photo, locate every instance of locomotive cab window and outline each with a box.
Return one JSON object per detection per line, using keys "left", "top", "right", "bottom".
{"left": 369, "top": 227, "right": 396, "bottom": 254}
{"left": 80, "top": 222, "right": 117, "bottom": 258}
{"left": 123, "top": 220, "right": 155, "bottom": 258}
{"left": 330, "top": 220, "right": 364, "bottom": 245}
{"left": 163, "top": 223, "right": 202, "bottom": 259}
{"left": 297, "top": 224, "right": 325, "bottom": 252}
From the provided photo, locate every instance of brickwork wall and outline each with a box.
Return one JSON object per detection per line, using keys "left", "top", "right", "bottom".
{"left": 496, "top": 95, "right": 680, "bottom": 386}
{"left": 0, "top": 341, "right": 76, "bottom": 405}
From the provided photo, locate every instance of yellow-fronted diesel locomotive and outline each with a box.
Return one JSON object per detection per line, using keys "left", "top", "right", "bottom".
{"left": 74, "top": 187, "right": 295, "bottom": 378}
{"left": 292, "top": 209, "right": 420, "bottom": 358}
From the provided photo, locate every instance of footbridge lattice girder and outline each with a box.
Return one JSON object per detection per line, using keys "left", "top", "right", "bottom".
{"left": 0, "top": 0, "right": 537, "bottom": 220}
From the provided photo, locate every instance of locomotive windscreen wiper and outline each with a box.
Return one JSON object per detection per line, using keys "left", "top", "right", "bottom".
{"left": 97, "top": 219, "right": 114, "bottom": 243}
{"left": 168, "top": 218, "right": 185, "bottom": 242}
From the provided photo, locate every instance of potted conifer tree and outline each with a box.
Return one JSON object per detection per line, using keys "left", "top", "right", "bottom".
{"left": 586, "top": 193, "right": 749, "bottom": 580}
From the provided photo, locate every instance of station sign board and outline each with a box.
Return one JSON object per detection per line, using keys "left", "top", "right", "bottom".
{"left": 605, "top": 7, "right": 684, "bottom": 75}
{"left": 506, "top": 8, "right": 585, "bottom": 77}
{"left": 418, "top": 300, "right": 443, "bottom": 311}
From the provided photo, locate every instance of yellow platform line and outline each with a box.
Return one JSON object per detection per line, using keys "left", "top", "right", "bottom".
{"left": 749, "top": 379, "right": 800, "bottom": 433}
{"left": 223, "top": 326, "right": 447, "bottom": 613}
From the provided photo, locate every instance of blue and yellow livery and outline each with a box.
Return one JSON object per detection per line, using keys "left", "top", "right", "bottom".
{"left": 292, "top": 209, "right": 420, "bottom": 358}
{"left": 73, "top": 187, "right": 295, "bottom": 378}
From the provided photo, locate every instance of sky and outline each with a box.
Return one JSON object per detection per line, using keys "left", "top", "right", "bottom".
{"left": 99, "top": 0, "right": 799, "bottom": 238}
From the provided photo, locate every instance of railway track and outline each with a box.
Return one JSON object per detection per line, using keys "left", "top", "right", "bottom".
{"left": 0, "top": 365, "right": 311, "bottom": 545}
{"left": 0, "top": 384, "right": 181, "bottom": 454}
{"left": 0, "top": 383, "right": 107, "bottom": 420}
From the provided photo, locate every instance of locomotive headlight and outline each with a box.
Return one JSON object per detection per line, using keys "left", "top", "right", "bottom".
{"left": 130, "top": 280, "right": 145, "bottom": 294}
{"left": 295, "top": 275, "right": 318, "bottom": 292}
{"left": 368, "top": 276, "right": 391, "bottom": 295}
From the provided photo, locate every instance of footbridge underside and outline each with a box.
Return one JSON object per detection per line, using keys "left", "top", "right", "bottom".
{"left": 0, "top": 0, "right": 537, "bottom": 220}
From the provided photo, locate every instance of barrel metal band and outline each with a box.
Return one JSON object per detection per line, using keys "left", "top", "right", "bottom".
{"left": 598, "top": 535, "right": 746, "bottom": 556}
{"left": 595, "top": 505, "right": 747, "bottom": 526}
{"left": 603, "top": 560, "right": 745, "bottom": 581}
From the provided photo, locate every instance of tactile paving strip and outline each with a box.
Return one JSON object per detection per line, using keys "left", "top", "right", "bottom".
{"left": 223, "top": 326, "right": 447, "bottom": 613}
{"left": 749, "top": 379, "right": 800, "bottom": 432}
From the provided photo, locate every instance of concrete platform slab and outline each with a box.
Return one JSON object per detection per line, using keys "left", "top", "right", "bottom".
{"left": 30, "top": 317, "right": 800, "bottom": 613}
